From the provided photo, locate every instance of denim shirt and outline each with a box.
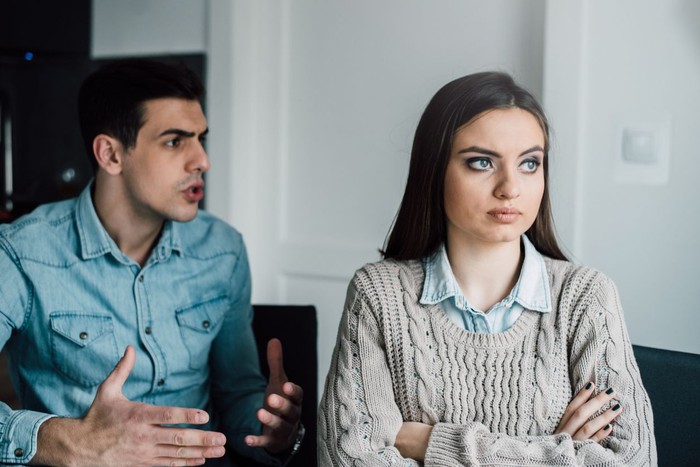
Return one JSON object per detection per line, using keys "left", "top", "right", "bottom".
{"left": 0, "top": 185, "right": 274, "bottom": 465}
{"left": 420, "top": 235, "right": 551, "bottom": 333}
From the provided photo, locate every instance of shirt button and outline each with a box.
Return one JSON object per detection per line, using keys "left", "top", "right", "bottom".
{"left": 79, "top": 332, "right": 88, "bottom": 340}
{"left": 138, "top": 275, "right": 144, "bottom": 282}
{"left": 145, "top": 326, "right": 152, "bottom": 334}
{"left": 157, "top": 379, "right": 165, "bottom": 386}
{"left": 14, "top": 448, "right": 23, "bottom": 457}
{"left": 202, "top": 320, "right": 210, "bottom": 329}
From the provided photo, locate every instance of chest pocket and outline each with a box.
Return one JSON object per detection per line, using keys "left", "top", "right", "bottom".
{"left": 49, "top": 312, "right": 119, "bottom": 387}
{"left": 175, "top": 295, "right": 229, "bottom": 370}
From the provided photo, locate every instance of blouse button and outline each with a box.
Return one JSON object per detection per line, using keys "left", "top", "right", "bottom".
{"left": 14, "top": 448, "right": 23, "bottom": 457}
{"left": 157, "top": 379, "right": 165, "bottom": 386}
{"left": 138, "top": 275, "right": 144, "bottom": 282}
{"left": 145, "top": 326, "right": 152, "bottom": 335}
{"left": 79, "top": 332, "right": 88, "bottom": 340}
{"left": 202, "top": 320, "right": 210, "bottom": 329}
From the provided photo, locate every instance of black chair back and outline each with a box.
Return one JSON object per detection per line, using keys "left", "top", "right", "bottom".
{"left": 633, "top": 344, "right": 700, "bottom": 467}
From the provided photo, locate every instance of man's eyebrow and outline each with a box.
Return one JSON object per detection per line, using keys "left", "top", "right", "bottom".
{"left": 158, "top": 128, "right": 210, "bottom": 138}
{"left": 456, "top": 145, "right": 544, "bottom": 157}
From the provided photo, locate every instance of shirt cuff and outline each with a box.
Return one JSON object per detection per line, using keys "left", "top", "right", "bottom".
{"left": 0, "top": 410, "right": 55, "bottom": 464}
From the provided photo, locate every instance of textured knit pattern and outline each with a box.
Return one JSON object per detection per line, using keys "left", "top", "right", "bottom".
{"left": 318, "top": 258, "right": 656, "bottom": 466}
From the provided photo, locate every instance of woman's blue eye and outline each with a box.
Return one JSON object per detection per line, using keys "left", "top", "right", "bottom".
{"left": 466, "top": 157, "right": 492, "bottom": 170}
{"left": 521, "top": 159, "right": 541, "bottom": 173}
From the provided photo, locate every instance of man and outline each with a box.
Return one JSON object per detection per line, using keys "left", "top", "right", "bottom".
{"left": 0, "top": 59, "right": 303, "bottom": 466}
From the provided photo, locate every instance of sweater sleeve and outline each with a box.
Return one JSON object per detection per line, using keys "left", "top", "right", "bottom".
{"left": 423, "top": 274, "right": 657, "bottom": 467}
{"left": 318, "top": 279, "right": 420, "bottom": 467}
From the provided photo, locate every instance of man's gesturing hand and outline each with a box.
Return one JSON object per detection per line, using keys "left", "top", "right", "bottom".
{"left": 33, "top": 346, "right": 226, "bottom": 467}
{"left": 244, "top": 338, "right": 303, "bottom": 454}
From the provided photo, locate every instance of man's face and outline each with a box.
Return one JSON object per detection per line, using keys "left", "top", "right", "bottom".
{"left": 119, "top": 98, "right": 210, "bottom": 224}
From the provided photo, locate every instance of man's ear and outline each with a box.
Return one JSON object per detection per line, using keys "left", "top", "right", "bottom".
{"left": 92, "top": 134, "right": 125, "bottom": 175}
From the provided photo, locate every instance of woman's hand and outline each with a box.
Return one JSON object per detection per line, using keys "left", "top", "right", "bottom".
{"left": 555, "top": 382, "right": 623, "bottom": 442}
{"left": 395, "top": 422, "right": 433, "bottom": 462}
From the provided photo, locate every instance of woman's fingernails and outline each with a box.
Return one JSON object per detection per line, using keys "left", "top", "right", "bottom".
{"left": 612, "top": 403, "right": 621, "bottom": 411}
{"left": 604, "top": 424, "right": 612, "bottom": 431}
{"left": 585, "top": 382, "right": 593, "bottom": 390}
{"left": 605, "top": 387, "right": 615, "bottom": 395}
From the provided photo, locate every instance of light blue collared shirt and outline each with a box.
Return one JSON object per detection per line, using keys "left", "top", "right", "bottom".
{"left": 420, "top": 235, "right": 551, "bottom": 333}
{"left": 0, "top": 184, "right": 278, "bottom": 465}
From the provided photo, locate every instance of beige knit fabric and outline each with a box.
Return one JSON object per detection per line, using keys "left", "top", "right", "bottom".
{"left": 318, "top": 258, "right": 656, "bottom": 466}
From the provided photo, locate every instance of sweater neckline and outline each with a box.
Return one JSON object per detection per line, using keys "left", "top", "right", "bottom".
{"left": 426, "top": 302, "right": 540, "bottom": 347}
{"left": 403, "top": 259, "right": 542, "bottom": 348}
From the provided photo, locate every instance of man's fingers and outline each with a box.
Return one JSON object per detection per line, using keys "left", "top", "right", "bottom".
{"left": 140, "top": 405, "right": 211, "bottom": 426}
{"left": 153, "top": 444, "right": 226, "bottom": 461}
{"left": 256, "top": 408, "right": 288, "bottom": 431}
{"left": 245, "top": 434, "right": 266, "bottom": 448}
{"left": 152, "top": 427, "right": 226, "bottom": 447}
{"left": 265, "top": 393, "right": 301, "bottom": 423}
{"left": 266, "top": 338, "right": 288, "bottom": 386}
{"left": 245, "top": 432, "right": 288, "bottom": 450}
{"left": 150, "top": 456, "right": 206, "bottom": 466}
{"left": 99, "top": 346, "right": 136, "bottom": 398}
{"left": 283, "top": 382, "right": 304, "bottom": 405}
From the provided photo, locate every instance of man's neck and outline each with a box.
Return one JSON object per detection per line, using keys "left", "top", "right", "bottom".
{"left": 92, "top": 178, "right": 164, "bottom": 267}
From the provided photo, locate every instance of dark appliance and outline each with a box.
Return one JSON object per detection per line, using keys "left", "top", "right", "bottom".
{"left": 0, "top": 55, "right": 94, "bottom": 220}
{"left": 0, "top": 0, "right": 93, "bottom": 222}
{"left": 0, "top": 0, "right": 205, "bottom": 222}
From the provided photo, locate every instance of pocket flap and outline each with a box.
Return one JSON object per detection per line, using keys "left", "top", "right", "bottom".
{"left": 175, "top": 295, "right": 228, "bottom": 333}
{"left": 50, "top": 313, "right": 114, "bottom": 347}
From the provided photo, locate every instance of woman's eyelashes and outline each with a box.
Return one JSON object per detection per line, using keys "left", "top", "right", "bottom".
{"left": 465, "top": 157, "right": 493, "bottom": 171}
{"left": 464, "top": 156, "right": 542, "bottom": 173}
{"left": 519, "top": 157, "right": 541, "bottom": 173}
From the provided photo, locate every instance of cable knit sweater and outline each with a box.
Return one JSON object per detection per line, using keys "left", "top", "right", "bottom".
{"left": 318, "top": 258, "right": 656, "bottom": 466}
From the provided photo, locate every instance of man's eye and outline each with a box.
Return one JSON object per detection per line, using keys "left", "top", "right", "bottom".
{"left": 165, "top": 138, "right": 180, "bottom": 148}
{"left": 466, "top": 157, "right": 492, "bottom": 171}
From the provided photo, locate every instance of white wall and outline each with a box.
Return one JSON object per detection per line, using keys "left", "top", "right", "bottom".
{"left": 89, "top": 0, "right": 700, "bottom": 396}
{"left": 544, "top": 0, "right": 700, "bottom": 354}
{"left": 208, "top": 0, "right": 547, "bottom": 396}
{"left": 91, "top": 0, "right": 206, "bottom": 57}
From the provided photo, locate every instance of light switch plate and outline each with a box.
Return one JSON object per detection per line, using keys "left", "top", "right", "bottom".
{"left": 615, "top": 115, "right": 671, "bottom": 185}
{"left": 622, "top": 128, "right": 658, "bottom": 164}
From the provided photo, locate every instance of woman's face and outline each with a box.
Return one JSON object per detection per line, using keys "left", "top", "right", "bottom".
{"left": 443, "top": 107, "right": 545, "bottom": 249}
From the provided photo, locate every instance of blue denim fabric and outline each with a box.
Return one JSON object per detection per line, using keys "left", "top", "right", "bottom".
{"left": 420, "top": 235, "right": 552, "bottom": 333}
{"left": 0, "top": 185, "right": 277, "bottom": 465}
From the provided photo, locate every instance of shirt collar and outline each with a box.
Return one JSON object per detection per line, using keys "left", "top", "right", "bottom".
{"left": 420, "top": 235, "right": 551, "bottom": 312}
{"left": 76, "top": 181, "right": 182, "bottom": 263}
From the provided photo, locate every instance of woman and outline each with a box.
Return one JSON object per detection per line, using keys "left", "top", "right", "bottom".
{"left": 318, "top": 72, "right": 656, "bottom": 466}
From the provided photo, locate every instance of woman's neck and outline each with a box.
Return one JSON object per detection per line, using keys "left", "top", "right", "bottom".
{"left": 445, "top": 236, "right": 523, "bottom": 312}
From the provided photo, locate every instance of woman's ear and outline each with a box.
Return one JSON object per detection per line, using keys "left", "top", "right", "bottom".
{"left": 92, "top": 134, "right": 124, "bottom": 175}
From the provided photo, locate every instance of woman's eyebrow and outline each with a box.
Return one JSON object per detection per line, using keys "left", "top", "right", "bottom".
{"left": 520, "top": 145, "right": 544, "bottom": 156}
{"left": 456, "top": 145, "right": 545, "bottom": 157}
{"left": 457, "top": 146, "right": 501, "bottom": 157}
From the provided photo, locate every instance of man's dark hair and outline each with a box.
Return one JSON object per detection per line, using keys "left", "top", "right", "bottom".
{"left": 78, "top": 58, "right": 204, "bottom": 172}
{"left": 382, "top": 71, "right": 567, "bottom": 261}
